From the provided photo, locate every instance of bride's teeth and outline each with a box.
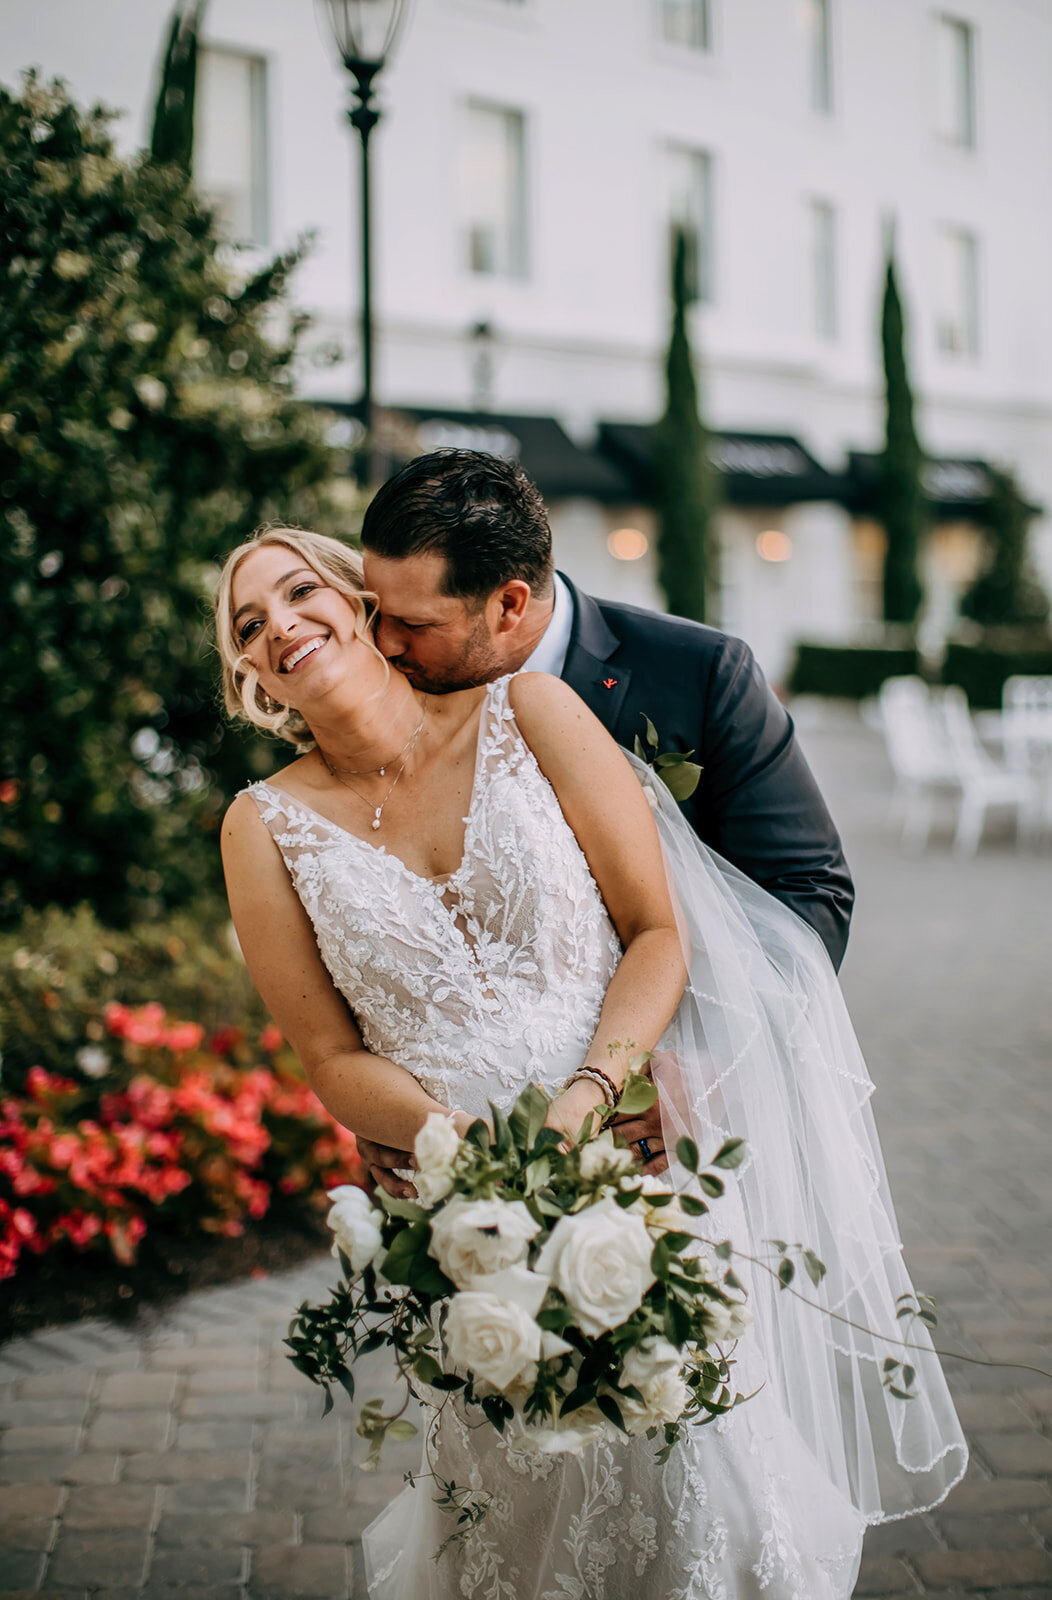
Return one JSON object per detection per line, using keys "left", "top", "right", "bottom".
{"left": 284, "top": 638, "right": 325, "bottom": 671}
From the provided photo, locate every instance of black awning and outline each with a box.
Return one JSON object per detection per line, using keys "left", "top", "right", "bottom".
{"left": 313, "top": 401, "right": 635, "bottom": 503}
{"left": 845, "top": 451, "right": 994, "bottom": 517}
{"left": 597, "top": 422, "right": 845, "bottom": 507}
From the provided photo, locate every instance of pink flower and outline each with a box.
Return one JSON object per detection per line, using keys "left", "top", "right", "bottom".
{"left": 259, "top": 1024, "right": 283, "bottom": 1054}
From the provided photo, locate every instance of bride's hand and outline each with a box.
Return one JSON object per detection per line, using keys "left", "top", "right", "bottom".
{"left": 545, "top": 1078, "right": 608, "bottom": 1146}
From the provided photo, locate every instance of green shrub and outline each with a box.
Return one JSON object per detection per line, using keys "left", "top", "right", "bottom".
{"left": 941, "top": 636, "right": 1052, "bottom": 709}
{"left": 788, "top": 642, "right": 920, "bottom": 700}
{"left": 0, "top": 901, "right": 267, "bottom": 1092}
{"left": 0, "top": 73, "right": 348, "bottom": 927}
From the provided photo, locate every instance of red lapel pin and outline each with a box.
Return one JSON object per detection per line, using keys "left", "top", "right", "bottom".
{"left": 602, "top": 677, "right": 617, "bottom": 689}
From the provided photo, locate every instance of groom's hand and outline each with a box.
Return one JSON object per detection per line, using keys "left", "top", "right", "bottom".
{"left": 610, "top": 1058, "right": 672, "bottom": 1176}
{"left": 355, "top": 1134, "right": 417, "bottom": 1201}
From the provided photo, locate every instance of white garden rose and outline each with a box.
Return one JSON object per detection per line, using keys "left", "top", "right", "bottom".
{"left": 579, "top": 1131, "right": 635, "bottom": 1182}
{"left": 414, "top": 1110, "right": 460, "bottom": 1173}
{"left": 413, "top": 1112, "right": 461, "bottom": 1207}
{"left": 536, "top": 1198, "right": 656, "bottom": 1336}
{"left": 443, "top": 1264, "right": 547, "bottom": 1392}
{"left": 620, "top": 1336, "right": 681, "bottom": 1390}
{"left": 513, "top": 1401, "right": 609, "bottom": 1455}
{"left": 704, "top": 1296, "right": 753, "bottom": 1344}
{"left": 428, "top": 1196, "right": 540, "bottom": 1290}
{"left": 326, "top": 1185, "right": 384, "bottom": 1276}
{"left": 640, "top": 1368, "right": 691, "bottom": 1428}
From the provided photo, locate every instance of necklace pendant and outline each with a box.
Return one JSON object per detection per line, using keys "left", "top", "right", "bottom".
{"left": 378, "top": 765, "right": 385, "bottom": 776}
{"left": 371, "top": 809, "right": 382, "bottom": 830}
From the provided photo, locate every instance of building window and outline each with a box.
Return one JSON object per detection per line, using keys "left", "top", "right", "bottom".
{"left": 804, "top": 0, "right": 833, "bottom": 113}
{"left": 936, "top": 15, "right": 977, "bottom": 147}
{"left": 664, "top": 145, "right": 714, "bottom": 304}
{"left": 658, "top": 0, "right": 712, "bottom": 52}
{"left": 459, "top": 102, "right": 528, "bottom": 279}
{"left": 808, "top": 199, "right": 837, "bottom": 340}
{"left": 936, "top": 227, "right": 979, "bottom": 358}
{"left": 195, "top": 48, "right": 268, "bottom": 246}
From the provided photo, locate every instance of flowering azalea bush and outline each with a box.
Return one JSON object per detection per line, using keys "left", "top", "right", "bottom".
{"left": 287, "top": 1075, "right": 754, "bottom": 1552}
{"left": 0, "top": 1001, "right": 365, "bottom": 1281}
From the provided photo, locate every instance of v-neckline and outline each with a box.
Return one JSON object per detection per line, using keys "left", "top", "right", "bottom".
{"left": 255, "top": 685, "right": 494, "bottom": 892}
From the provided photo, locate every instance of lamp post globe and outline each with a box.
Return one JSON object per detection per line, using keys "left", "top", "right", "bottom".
{"left": 317, "top": 0, "right": 411, "bottom": 483}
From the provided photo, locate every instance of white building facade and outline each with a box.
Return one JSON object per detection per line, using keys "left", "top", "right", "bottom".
{"left": 5, "top": 0, "right": 1052, "bottom": 684}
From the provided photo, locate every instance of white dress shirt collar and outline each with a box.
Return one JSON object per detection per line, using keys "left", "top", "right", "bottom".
{"left": 519, "top": 572, "right": 574, "bottom": 680}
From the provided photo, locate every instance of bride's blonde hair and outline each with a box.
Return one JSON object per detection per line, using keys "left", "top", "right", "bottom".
{"left": 214, "top": 527, "right": 385, "bottom": 748}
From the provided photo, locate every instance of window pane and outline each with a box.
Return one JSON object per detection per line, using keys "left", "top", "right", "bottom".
{"left": 809, "top": 199, "right": 837, "bottom": 340}
{"left": 459, "top": 103, "right": 527, "bottom": 279}
{"left": 936, "top": 16, "right": 976, "bottom": 146}
{"left": 659, "top": 0, "right": 712, "bottom": 51}
{"left": 804, "top": 0, "right": 833, "bottom": 113}
{"left": 936, "top": 227, "right": 979, "bottom": 357}
{"left": 664, "top": 145, "right": 714, "bottom": 304}
{"left": 196, "top": 49, "right": 268, "bottom": 246}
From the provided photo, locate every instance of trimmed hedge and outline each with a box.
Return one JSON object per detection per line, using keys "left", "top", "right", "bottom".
{"left": 941, "top": 639, "right": 1052, "bottom": 710}
{"left": 788, "top": 642, "right": 921, "bottom": 701}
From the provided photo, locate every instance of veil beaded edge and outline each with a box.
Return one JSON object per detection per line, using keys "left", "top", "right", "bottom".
{"left": 637, "top": 755, "right": 968, "bottom": 1524}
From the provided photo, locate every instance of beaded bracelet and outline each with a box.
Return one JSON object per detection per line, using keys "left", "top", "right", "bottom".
{"left": 564, "top": 1064, "right": 621, "bottom": 1108}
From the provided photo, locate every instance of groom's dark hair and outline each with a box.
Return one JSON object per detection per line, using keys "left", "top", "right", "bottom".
{"left": 360, "top": 450, "right": 554, "bottom": 603}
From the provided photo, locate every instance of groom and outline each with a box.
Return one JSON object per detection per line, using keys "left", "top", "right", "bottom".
{"left": 356, "top": 448, "right": 853, "bottom": 1186}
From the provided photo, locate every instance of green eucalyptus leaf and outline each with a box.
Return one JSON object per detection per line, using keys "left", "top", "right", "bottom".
{"left": 509, "top": 1082, "right": 549, "bottom": 1151}
{"left": 803, "top": 1250, "right": 827, "bottom": 1287}
{"left": 641, "top": 715, "right": 660, "bottom": 750}
{"left": 633, "top": 734, "right": 648, "bottom": 761}
{"left": 676, "top": 1137, "right": 699, "bottom": 1173}
{"left": 378, "top": 1191, "right": 427, "bottom": 1222}
{"left": 712, "top": 1138, "right": 746, "bottom": 1170}
{"left": 614, "top": 1074, "right": 657, "bottom": 1116}
{"left": 659, "top": 760, "right": 702, "bottom": 801}
{"left": 597, "top": 1393, "right": 628, "bottom": 1435}
{"left": 385, "top": 1419, "right": 419, "bottom": 1440}
{"left": 777, "top": 1258, "right": 795, "bottom": 1289}
{"left": 698, "top": 1173, "right": 724, "bottom": 1198}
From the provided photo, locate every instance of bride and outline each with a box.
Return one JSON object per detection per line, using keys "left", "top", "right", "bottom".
{"left": 217, "top": 527, "right": 966, "bottom": 1599}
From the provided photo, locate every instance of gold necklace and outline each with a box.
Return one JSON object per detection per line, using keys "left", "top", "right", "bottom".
{"left": 318, "top": 698, "right": 428, "bottom": 831}
{"left": 323, "top": 697, "right": 428, "bottom": 777}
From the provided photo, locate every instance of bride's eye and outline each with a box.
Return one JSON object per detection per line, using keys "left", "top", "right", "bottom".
{"left": 238, "top": 617, "right": 262, "bottom": 643}
{"left": 291, "top": 582, "right": 317, "bottom": 600}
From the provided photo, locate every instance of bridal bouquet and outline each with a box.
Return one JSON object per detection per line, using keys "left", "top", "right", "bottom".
{"left": 286, "top": 1073, "right": 752, "bottom": 1476}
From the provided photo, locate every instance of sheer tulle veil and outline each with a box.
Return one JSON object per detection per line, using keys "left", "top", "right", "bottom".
{"left": 638, "top": 755, "right": 968, "bottom": 1524}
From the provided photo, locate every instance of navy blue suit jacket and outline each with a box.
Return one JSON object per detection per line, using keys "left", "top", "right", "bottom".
{"left": 557, "top": 575, "right": 853, "bottom": 971}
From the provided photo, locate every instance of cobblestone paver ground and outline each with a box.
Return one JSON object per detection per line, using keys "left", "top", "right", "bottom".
{"left": 1, "top": 712, "right": 1050, "bottom": 1599}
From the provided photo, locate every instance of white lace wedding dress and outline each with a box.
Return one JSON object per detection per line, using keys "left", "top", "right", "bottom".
{"left": 248, "top": 675, "right": 966, "bottom": 1600}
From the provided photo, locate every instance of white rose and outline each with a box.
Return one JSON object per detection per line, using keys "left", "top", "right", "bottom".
{"left": 327, "top": 1185, "right": 384, "bottom": 1277}
{"left": 705, "top": 1295, "right": 753, "bottom": 1344}
{"left": 619, "top": 1173, "right": 690, "bottom": 1236}
{"left": 536, "top": 1198, "right": 656, "bottom": 1337}
{"left": 414, "top": 1111, "right": 460, "bottom": 1174}
{"left": 514, "top": 1402, "right": 610, "bottom": 1456}
{"left": 428, "top": 1196, "right": 539, "bottom": 1290}
{"left": 620, "top": 1336, "right": 681, "bottom": 1390}
{"left": 579, "top": 1131, "right": 635, "bottom": 1182}
{"left": 412, "top": 1113, "right": 461, "bottom": 1208}
{"left": 443, "top": 1264, "right": 547, "bottom": 1392}
{"left": 640, "top": 1368, "right": 690, "bottom": 1428}
{"left": 414, "top": 1167, "right": 455, "bottom": 1208}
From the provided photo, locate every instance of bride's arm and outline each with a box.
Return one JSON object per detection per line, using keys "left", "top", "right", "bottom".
{"left": 508, "top": 673, "right": 688, "bottom": 1137}
{"left": 221, "top": 794, "right": 474, "bottom": 1150}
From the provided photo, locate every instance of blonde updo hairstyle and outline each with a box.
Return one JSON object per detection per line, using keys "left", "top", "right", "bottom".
{"left": 214, "top": 527, "right": 385, "bottom": 748}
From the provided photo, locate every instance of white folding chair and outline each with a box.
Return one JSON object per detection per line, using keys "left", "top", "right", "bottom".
{"left": 939, "top": 687, "right": 1042, "bottom": 856}
{"left": 878, "top": 677, "right": 959, "bottom": 852}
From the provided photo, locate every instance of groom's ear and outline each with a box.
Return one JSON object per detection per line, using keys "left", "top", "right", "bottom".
{"left": 491, "top": 580, "right": 532, "bottom": 634}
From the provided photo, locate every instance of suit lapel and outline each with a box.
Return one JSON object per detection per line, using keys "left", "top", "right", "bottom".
{"left": 558, "top": 574, "right": 633, "bottom": 734}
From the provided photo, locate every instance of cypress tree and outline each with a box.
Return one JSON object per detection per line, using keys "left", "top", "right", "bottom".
{"left": 149, "top": 0, "right": 205, "bottom": 175}
{"left": 877, "top": 247, "right": 925, "bottom": 625}
{"left": 654, "top": 229, "right": 719, "bottom": 624}
{"left": 960, "top": 467, "right": 1049, "bottom": 628}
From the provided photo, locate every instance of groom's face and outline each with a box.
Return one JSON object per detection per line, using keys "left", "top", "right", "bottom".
{"left": 363, "top": 550, "right": 511, "bottom": 694}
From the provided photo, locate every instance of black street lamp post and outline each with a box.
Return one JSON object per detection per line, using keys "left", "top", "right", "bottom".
{"left": 317, "top": 0, "right": 411, "bottom": 484}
